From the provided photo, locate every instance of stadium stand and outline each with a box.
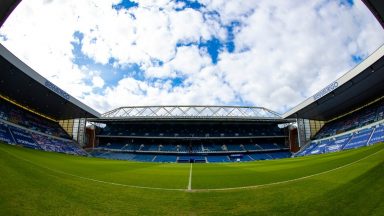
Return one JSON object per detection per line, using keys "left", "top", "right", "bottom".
{"left": 368, "top": 125, "right": 384, "bottom": 144}
{"left": 247, "top": 153, "right": 273, "bottom": 160}
{"left": 94, "top": 140, "right": 288, "bottom": 154}
{"left": 0, "top": 41, "right": 100, "bottom": 158}
{"left": 296, "top": 99, "right": 384, "bottom": 157}
{"left": 98, "top": 122, "right": 285, "bottom": 138}
{"left": 0, "top": 121, "right": 14, "bottom": 144}
{"left": 88, "top": 111, "right": 292, "bottom": 163}
{"left": 206, "top": 155, "right": 231, "bottom": 163}
{"left": 297, "top": 124, "right": 384, "bottom": 156}
{"left": 0, "top": 97, "right": 87, "bottom": 155}
{"left": 314, "top": 100, "right": 384, "bottom": 139}
{"left": 153, "top": 155, "right": 177, "bottom": 162}
{"left": 8, "top": 125, "right": 40, "bottom": 149}
{"left": 0, "top": 97, "right": 70, "bottom": 138}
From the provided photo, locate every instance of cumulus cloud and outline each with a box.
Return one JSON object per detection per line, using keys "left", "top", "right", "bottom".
{"left": 92, "top": 76, "right": 105, "bottom": 88}
{"left": 0, "top": 0, "right": 383, "bottom": 114}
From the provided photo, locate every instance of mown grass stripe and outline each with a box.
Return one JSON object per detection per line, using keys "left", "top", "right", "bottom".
{"left": 0, "top": 147, "right": 187, "bottom": 191}
{"left": 1, "top": 144, "right": 383, "bottom": 192}
{"left": 194, "top": 147, "right": 384, "bottom": 192}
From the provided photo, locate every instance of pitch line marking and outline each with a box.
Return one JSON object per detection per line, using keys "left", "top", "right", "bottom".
{"left": 188, "top": 163, "right": 193, "bottom": 191}
{"left": 0, "top": 148, "right": 186, "bottom": 191}
{"left": 197, "top": 147, "right": 384, "bottom": 192}
{"left": 1, "top": 145, "right": 383, "bottom": 192}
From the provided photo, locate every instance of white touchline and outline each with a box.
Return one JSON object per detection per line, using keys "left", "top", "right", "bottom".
{"left": 1, "top": 145, "right": 383, "bottom": 192}
{"left": 188, "top": 163, "right": 193, "bottom": 191}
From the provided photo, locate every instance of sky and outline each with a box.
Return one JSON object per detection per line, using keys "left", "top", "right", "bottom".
{"left": 0, "top": 0, "right": 383, "bottom": 114}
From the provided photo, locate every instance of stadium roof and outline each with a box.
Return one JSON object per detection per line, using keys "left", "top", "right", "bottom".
{"left": 282, "top": 44, "right": 384, "bottom": 120}
{"left": 363, "top": 0, "right": 384, "bottom": 29}
{"left": 0, "top": 0, "right": 100, "bottom": 120}
{"left": 97, "top": 105, "right": 291, "bottom": 122}
{"left": 0, "top": 0, "right": 20, "bottom": 28}
{"left": 283, "top": 0, "right": 384, "bottom": 121}
{"left": 0, "top": 44, "right": 100, "bottom": 120}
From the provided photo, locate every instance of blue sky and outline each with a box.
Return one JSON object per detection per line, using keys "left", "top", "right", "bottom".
{"left": 0, "top": 0, "right": 383, "bottom": 113}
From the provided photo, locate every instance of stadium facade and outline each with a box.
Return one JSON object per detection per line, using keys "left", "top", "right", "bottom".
{"left": 0, "top": 0, "right": 383, "bottom": 162}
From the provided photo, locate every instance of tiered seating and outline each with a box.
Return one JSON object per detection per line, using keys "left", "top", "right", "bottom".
{"left": 121, "top": 144, "right": 139, "bottom": 151}
{"left": 94, "top": 107, "right": 289, "bottom": 163}
{"left": 259, "top": 143, "right": 281, "bottom": 150}
{"left": 202, "top": 143, "right": 223, "bottom": 152}
{"left": 376, "top": 106, "right": 384, "bottom": 121}
{"left": 177, "top": 155, "right": 206, "bottom": 163}
{"left": 207, "top": 155, "right": 230, "bottom": 162}
{"left": 305, "top": 141, "right": 328, "bottom": 155}
{"left": 175, "top": 144, "right": 188, "bottom": 152}
{"left": 94, "top": 108, "right": 288, "bottom": 163}
{"left": 315, "top": 100, "right": 384, "bottom": 139}
{"left": 248, "top": 153, "right": 272, "bottom": 160}
{"left": 0, "top": 122, "right": 14, "bottom": 144}
{"left": 297, "top": 100, "right": 384, "bottom": 158}
{"left": 3, "top": 124, "right": 86, "bottom": 155}
{"left": 0, "top": 98, "right": 70, "bottom": 139}
{"left": 8, "top": 126, "right": 40, "bottom": 149}
{"left": 99, "top": 122, "right": 285, "bottom": 138}
{"left": 104, "top": 143, "right": 124, "bottom": 150}
{"left": 90, "top": 150, "right": 292, "bottom": 162}
{"left": 332, "top": 135, "right": 351, "bottom": 149}
{"left": 317, "top": 139, "right": 338, "bottom": 154}
{"left": 297, "top": 124, "right": 383, "bottom": 157}
{"left": 268, "top": 151, "right": 292, "bottom": 159}
{"left": 149, "top": 144, "right": 161, "bottom": 151}
{"left": 0, "top": 99, "right": 85, "bottom": 156}
{"left": 190, "top": 144, "right": 203, "bottom": 152}
{"left": 237, "top": 155, "right": 253, "bottom": 161}
{"left": 153, "top": 155, "right": 177, "bottom": 162}
{"left": 295, "top": 143, "right": 315, "bottom": 156}
{"left": 226, "top": 144, "right": 243, "bottom": 151}
{"left": 343, "top": 128, "right": 373, "bottom": 150}
{"left": 31, "top": 133, "right": 86, "bottom": 155}
{"left": 368, "top": 125, "right": 384, "bottom": 145}
{"left": 133, "top": 154, "right": 156, "bottom": 162}
{"left": 243, "top": 143, "right": 263, "bottom": 151}
{"left": 359, "top": 108, "right": 377, "bottom": 126}
{"left": 92, "top": 152, "right": 136, "bottom": 160}
{"left": 98, "top": 142, "right": 288, "bottom": 153}
{"left": 159, "top": 144, "right": 176, "bottom": 151}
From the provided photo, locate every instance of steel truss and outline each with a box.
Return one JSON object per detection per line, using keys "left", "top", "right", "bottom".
{"left": 101, "top": 105, "right": 282, "bottom": 119}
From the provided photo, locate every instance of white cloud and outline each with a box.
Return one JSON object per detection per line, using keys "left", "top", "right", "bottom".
{"left": 145, "top": 45, "right": 212, "bottom": 78}
{"left": 0, "top": 0, "right": 383, "bottom": 114}
{"left": 92, "top": 76, "right": 105, "bottom": 88}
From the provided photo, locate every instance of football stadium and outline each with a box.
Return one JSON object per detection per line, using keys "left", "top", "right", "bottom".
{"left": 0, "top": 0, "right": 384, "bottom": 215}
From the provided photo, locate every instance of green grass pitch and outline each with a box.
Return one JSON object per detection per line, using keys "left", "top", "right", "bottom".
{"left": 0, "top": 142, "right": 383, "bottom": 215}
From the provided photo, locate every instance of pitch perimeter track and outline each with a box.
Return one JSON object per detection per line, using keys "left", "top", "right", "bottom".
{"left": 1, "top": 144, "right": 383, "bottom": 193}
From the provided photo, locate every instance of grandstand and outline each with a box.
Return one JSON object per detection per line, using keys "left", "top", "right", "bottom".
{"left": 0, "top": 42, "right": 100, "bottom": 156}
{"left": 88, "top": 106, "right": 294, "bottom": 162}
{"left": 283, "top": 35, "right": 384, "bottom": 156}
{"left": 282, "top": 0, "right": 384, "bottom": 157}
